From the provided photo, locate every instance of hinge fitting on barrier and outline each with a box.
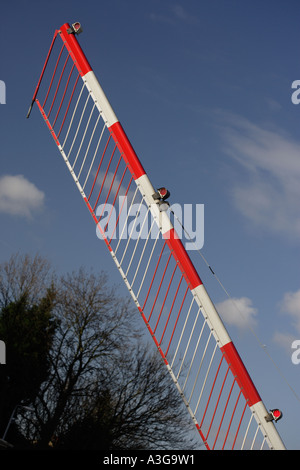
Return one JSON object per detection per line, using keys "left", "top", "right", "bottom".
{"left": 152, "top": 187, "right": 170, "bottom": 212}
{"left": 67, "top": 22, "right": 83, "bottom": 35}
{"left": 265, "top": 409, "right": 283, "bottom": 423}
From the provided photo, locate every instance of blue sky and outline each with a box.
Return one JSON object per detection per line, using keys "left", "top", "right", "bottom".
{"left": 1, "top": 0, "right": 300, "bottom": 449}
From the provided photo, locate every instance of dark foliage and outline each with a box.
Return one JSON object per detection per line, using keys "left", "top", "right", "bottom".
{"left": 0, "top": 254, "right": 196, "bottom": 450}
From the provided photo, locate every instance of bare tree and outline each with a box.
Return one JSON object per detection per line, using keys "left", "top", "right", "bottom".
{"left": 30, "top": 267, "right": 141, "bottom": 447}
{"left": 57, "top": 345, "right": 196, "bottom": 450}
{"left": 0, "top": 252, "right": 52, "bottom": 308}
{"left": 0, "top": 254, "right": 196, "bottom": 450}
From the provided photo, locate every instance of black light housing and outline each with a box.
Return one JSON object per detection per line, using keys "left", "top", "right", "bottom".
{"left": 152, "top": 187, "right": 170, "bottom": 202}
{"left": 67, "top": 22, "right": 83, "bottom": 35}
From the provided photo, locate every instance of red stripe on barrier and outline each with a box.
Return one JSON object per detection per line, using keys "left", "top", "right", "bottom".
{"left": 221, "top": 341, "right": 261, "bottom": 407}
{"left": 163, "top": 229, "right": 202, "bottom": 289}
{"left": 59, "top": 23, "right": 92, "bottom": 76}
{"left": 109, "top": 122, "right": 146, "bottom": 180}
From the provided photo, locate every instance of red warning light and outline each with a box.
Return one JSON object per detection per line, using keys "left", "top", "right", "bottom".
{"left": 72, "top": 22, "right": 83, "bottom": 34}
{"left": 152, "top": 187, "right": 170, "bottom": 201}
{"left": 266, "top": 409, "right": 283, "bottom": 423}
{"left": 271, "top": 409, "right": 282, "bottom": 421}
{"left": 67, "top": 22, "right": 83, "bottom": 35}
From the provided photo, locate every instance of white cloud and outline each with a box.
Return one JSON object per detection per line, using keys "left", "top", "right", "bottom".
{"left": 280, "top": 289, "right": 300, "bottom": 334}
{"left": 216, "top": 296, "right": 258, "bottom": 330}
{"left": 0, "top": 174, "right": 45, "bottom": 219}
{"left": 272, "top": 289, "right": 300, "bottom": 353}
{"left": 218, "top": 112, "right": 300, "bottom": 241}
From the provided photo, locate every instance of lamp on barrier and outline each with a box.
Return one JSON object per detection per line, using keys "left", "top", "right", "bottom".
{"left": 67, "top": 22, "right": 83, "bottom": 35}
{"left": 152, "top": 187, "right": 170, "bottom": 211}
{"left": 265, "top": 409, "right": 283, "bottom": 423}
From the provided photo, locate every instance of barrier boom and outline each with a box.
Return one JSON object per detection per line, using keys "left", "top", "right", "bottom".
{"left": 27, "top": 22, "right": 285, "bottom": 450}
